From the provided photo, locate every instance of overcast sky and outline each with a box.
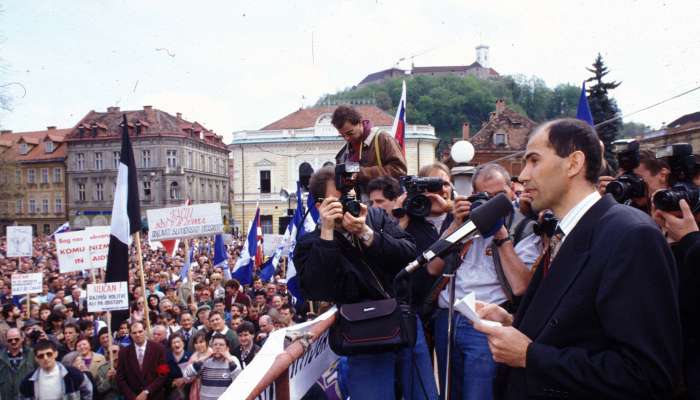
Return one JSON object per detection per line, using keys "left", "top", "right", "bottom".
{"left": 1, "top": 0, "right": 699, "bottom": 141}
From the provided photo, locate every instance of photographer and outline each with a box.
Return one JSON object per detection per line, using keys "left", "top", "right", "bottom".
{"left": 430, "top": 164, "right": 541, "bottom": 400}
{"left": 332, "top": 105, "right": 408, "bottom": 195}
{"left": 294, "top": 166, "right": 416, "bottom": 400}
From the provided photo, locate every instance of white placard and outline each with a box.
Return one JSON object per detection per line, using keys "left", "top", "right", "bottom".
{"left": 86, "top": 226, "right": 111, "bottom": 270}
{"left": 87, "top": 282, "right": 129, "bottom": 312}
{"left": 263, "top": 234, "right": 284, "bottom": 255}
{"left": 55, "top": 230, "right": 91, "bottom": 273}
{"left": 7, "top": 226, "right": 33, "bottom": 257}
{"left": 147, "top": 202, "right": 223, "bottom": 241}
{"left": 11, "top": 272, "right": 43, "bottom": 295}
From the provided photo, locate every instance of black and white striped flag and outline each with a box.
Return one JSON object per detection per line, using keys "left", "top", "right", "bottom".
{"left": 105, "top": 115, "right": 142, "bottom": 285}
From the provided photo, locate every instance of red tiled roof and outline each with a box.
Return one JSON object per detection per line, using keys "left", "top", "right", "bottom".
{"left": 261, "top": 105, "right": 394, "bottom": 130}
{"left": 0, "top": 128, "right": 70, "bottom": 163}
{"left": 470, "top": 102, "right": 535, "bottom": 151}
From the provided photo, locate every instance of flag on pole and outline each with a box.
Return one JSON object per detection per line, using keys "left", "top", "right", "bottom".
{"left": 213, "top": 234, "right": 230, "bottom": 280}
{"left": 105, "top": 115, "right": 142, "bottom": 285}
{"left": 160, "top": 199, "right": 191, "bottom": 257}
{"left": 255, "top": 213, "right": 264, "bottom": 268}
{"left": 180, "top": 242, "right": 195, "bottom": 282}
{"left": 304, "top": 182, "right": 319, "bottom": 233}
{"left": 232, "top": 207, "right": 260, "bottom": 286}
{"left": 50, "top": 222, "right": 70, "bottom": 238}
{"left": 391, "top": 80, "right": 407, "bottom": 154}
{"left": 286, "top": 182, "right": 314, "bottom": 308}
{"left": 576, "top": 81, "right": 594, "bottom": 126}
{"left": 259, "top": 257, "right": 275, "bottom": 283}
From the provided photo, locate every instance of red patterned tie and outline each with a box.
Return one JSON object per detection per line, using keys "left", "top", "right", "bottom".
{"left": 543, "top": 229, "right": 564, "bottom": 277}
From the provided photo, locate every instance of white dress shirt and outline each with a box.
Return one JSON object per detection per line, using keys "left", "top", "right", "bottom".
{"left": 557, "top": 190, "right": 601, "bottom": 244}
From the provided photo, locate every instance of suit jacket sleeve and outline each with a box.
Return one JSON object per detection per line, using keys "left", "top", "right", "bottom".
{"left": 358, "top": 132, "right": 407, "bottom": 185}
{"left": 116, "top": 348, "right": 137, "bottom": 400}
{"left": 525, "top": 223, "right": 682, "bottom": 398}
{"left": 146, "top": 344, "right": 168, "bottom": 393}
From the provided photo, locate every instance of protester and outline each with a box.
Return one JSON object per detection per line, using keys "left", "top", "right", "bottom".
{"left": 95, "top": 344, "right": 121, "bottom": 400}
{"left": 232, "top": 321, "right": 259, "bottom": 367}
{"left": 181, "top": 334, "right": 241, "bottom": 400}
{"left": 116, "top": 321, "right": 169, "bottom": 400}
{"left": 166, "top": 333, "right": 192, "bottom": 400}
{"left": 0, "top": 327, "right": 36, "bottom": 400}
{"left": 19, "top": 339, "right": 93, "bottom": 400}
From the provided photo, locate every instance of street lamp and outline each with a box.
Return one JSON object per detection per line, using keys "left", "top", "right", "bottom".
{"left": 450, "top": 140, "right": 476, "bottom": 197}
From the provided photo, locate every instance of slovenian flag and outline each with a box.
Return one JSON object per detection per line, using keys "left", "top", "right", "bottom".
{"left": 576, "top": 81, "right": 594, "bottom": 126}
{"left": 391, "top": 80, "right": 407, "bottom": 155}
{"left": 286, "top": 182, "right": 311, "bottom": 308}
{"left": 232, "top": 207, "right": 260, "bottom": 285}
{"left": 50, "top": 222, "right": 71, "bottom": 238}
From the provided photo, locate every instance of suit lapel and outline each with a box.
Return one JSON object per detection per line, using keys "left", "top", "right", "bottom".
{"left": 517, "top": 195, "right": 615, "bottom": 340}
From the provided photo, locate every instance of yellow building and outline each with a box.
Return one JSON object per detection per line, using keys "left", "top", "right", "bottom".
{"left": 0, "top": 127, "right": 69, "bottom": 235}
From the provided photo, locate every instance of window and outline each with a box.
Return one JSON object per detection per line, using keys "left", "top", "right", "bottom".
{"left": 201, "top": 183, "right": 205, "bottom": 200}
{"left": 208, "top": 157, "right": 213, "bottom": 173}
{"left": 209, "top": 183, "right": 213, "bottom": 201}
{"left": 170, "top": 182, "right": 180, "bottom": 200}
{"left": 78, "top": 183, "right": 86, "bottom": 201}
{"left": 95, "top": 152, "right": 103, "bottom": 170}
{"left": 167, "top": 150, "right": 177, "bottom": 168}
{"left": 143, "top": 181, "right": 151, "bottom": 197}
{"left": 260, "top": 170, "right": 271, "bottom": 193}
{"left": 15, "top": 169, "right": 21, "bottom": 185}
{"left": 493, "top": 131, "right": 506, "bottom": 146}
{"left": 44, "top": 141, "right": 54, "bottom": 153}
{"left": 113, "top": 151, "right": 120, "bottom": 169}
{"left": 53, "top": 168, "right": 62, "bottom": 183}
{"left": 41, "top": 168, "right": 49, "bottom": 184}
{"left": 96, "top": 183, "right": 104, "bottom": 201}
{"left": 43, "top": 224, "right": 51, "bottom": 235}
{"left": 29, "top": 199, "right": 36, "bottom": 214}
{"left": 142, "top": 150, "right": 151, "bottom": 168}
{"left": 42, "top": 199, "right": 49, "bottom": 214}
{"left": 187, "top": 152, "right": 193, "bottom": 169}
{"left": 19, "top": 143, "right": 29, "bottom": 155}
{"left": 200, "top": 155, "right": 205, "bottom": 171}
{"left": 260, "top": 215, "right": 273, "bottom": 234}
{"left": 77, "top": 153, "right": 85, "bottom": 170}
{"left": 55, "top": 197, "right": 63, "bottom": 213}
{"left": 27, "top": 169, "right": 35, "bottom": 184}
{"left": 15, "top": 199, "right": 23, "bottom": 214}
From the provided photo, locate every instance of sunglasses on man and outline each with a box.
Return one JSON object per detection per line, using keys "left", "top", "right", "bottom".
{"left": 36, "top": 351, "right": 54, "bottom": 360}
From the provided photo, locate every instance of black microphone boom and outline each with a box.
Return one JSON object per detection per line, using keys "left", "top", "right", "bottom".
{"left": 401, "top": 193, "right": 513, "bottom": 274}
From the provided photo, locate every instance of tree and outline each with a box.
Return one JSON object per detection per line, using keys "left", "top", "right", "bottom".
{"left": 586, "top": 54, "right": 622, "bottom": 169}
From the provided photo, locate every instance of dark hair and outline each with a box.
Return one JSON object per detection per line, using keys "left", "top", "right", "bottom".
{"left": 309, "top": 166, "right": 336, "bottom": 202}
{"left": 178, "top": 311, "right": 193, "bottom": 322}
{"left": 639, "top": 150, "right": 669, "bottom": 175}
{"left": 367, "top": 176, "right": 401, "bottom": 201}
{"left": 212, "top": 298, "right": 224, "bottom": 306}
{"left": 208, "top": 310, "right": 223, "bottom": 320}
{"left": 331, "top": 106, "right": 363, "bottom": 129}
{"left": 540, "top": 118, "right": 602, "bottom": 183}
{"left": 225, "top": 279, "right": 241, "bottom": 290}
{"left": 63, "top": 323, "right": 79, "bottom": 333}
{"left": 192, "top": 330, "right": 208, "bottom": 345}
{"left": 2, "top": 303, "right": 16, "bottom": 318}
{"left": 98, "top": 327, "right": 109, "bottom": 337}
{"left": 280, "top": 304, "right": 295, "bottom": 314}
{"left": 75, "top": 335, "right": 91, "bottom": 348}
{"left": 78, "top": 320, "right": 92, "bottom": 332}
{"left": 254, "top": 290, "right": 266, "bottom": 298}
{"left": 168, "top": 332, "right": 186, "bottom": 348}
{"left": 34, "top": 339, "right": 57, "bottom": 354}
{"left": 210, "top": 333, "right": 228, "bottom": 346}
{"left": 236, "top": 321, "right": 256, "bottom": 335}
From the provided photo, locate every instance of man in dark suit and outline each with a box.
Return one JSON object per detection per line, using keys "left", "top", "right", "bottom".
{"left": 474, "top": 118, "right": 682, "bottom": 399}
{"left": 116, "top": 321, "right": 168, "bottom": 400}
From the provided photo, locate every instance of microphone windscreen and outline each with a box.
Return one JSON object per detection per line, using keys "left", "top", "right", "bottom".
{"left": 471, "top": 193, "right": 513, "bottom": 233}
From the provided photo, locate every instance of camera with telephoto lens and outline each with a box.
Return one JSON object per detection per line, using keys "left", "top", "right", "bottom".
{"left": 533, "top": 210, "right": 558, "bottom": 238}
{"left": 605, "top": 139, "right": 647, "bottom": 204}
{"left": 467, "top": 191, "right": 490, "bottom": 211}
{"left": 399, "top": 176, "right": 445, "bottom": 218}
{"left": 652, "top": 143, "right": 700, "bottom": 213}
{"left": 334, "top": 163, "right": 362, "bottom": 217}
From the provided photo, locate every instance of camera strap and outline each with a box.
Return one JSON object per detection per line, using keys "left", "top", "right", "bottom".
{"left": 358, "top": 128, "right": 384, "bottom": 168}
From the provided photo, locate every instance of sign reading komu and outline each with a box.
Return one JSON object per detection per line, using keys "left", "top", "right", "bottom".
{"left": 55, "top": 230, "right": 91, "bottom": 273}
{"left": 147, "top": 202, "right": 224, "bottom": 241}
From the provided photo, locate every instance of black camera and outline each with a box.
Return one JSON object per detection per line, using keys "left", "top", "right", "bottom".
{"left": 399, "top": 176, "right": 444, "bottom": 218}
{"left": 533, "top": 210, "right": 558, "bottom": 238}
{"left": 652, "top": 143, "right": 700, "bottom": 213}
{"left": 467, "top": 192, "right": 490, "bottom": 211}
{"left": 605, "top": 139, "right": 647, "bottom": 204}
{"left": 335, "top": 163, "right": 362, "bottom": 217}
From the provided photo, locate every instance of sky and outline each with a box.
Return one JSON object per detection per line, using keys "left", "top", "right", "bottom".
{"left": 1, "top": 0, "right": 699, "bottom": 142}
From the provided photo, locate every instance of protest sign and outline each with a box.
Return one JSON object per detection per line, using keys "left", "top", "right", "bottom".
{"left": 7, "top": 226, "right": 33, "bottom": 257}
{"left": 11, "top": 273, "right": 43, "bottom": 295}
{"left": 86, "top": 226, "right": 111, "bottom": 269}
{"left": 87, "top": 282, "right": 129, "bottom": 312}
{"left": 263, "top": 234, "right": 284, "bottom": 255}
{"left": 147, "top": 203, "right": 223, "bottom": 241}
{"left": 56, "top": 230, "right": 91, "bottom": 273}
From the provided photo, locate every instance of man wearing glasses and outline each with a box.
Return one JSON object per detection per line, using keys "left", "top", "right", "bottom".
{"left": 1, "top": 328, "right": 36, "bottom": 400}
{"left": 19, "top": 339, "right": 93, "bottom": 400}
{"left": 332, "top": 105, "right": 407, "bottom": 196}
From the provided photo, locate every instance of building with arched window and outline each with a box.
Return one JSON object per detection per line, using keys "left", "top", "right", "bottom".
{"left": 229, "top": 105, "right": 438, "bottom": 234}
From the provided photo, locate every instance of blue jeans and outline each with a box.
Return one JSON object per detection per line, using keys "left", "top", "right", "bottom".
{"left": 434, "top": 308, "right": 495, "bottom": 400}
{"left": 397, "top": 317, "right": 439, "bottom": 400}
{"left": 347, "top": 351, "right": 397, "bottom": 399}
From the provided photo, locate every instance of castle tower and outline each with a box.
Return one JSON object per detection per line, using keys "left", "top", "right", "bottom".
{"left": 475, "top": 44, "right": 490, "bottom": 68}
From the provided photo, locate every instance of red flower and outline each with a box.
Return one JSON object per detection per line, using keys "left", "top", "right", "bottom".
{"left": 156, "top": 364, "right": 170, "bottom": 376}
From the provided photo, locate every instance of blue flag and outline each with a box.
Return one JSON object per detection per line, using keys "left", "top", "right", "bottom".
{"left": 576, "top": 81, "right": 594, "bottom": 126}
{"left": 232, "top": 207, "right": 259, "bottom": 285}
{"left": 213, "top": 234, "right": 230, "bottom": 280}
{"left": 180, "top": 242, "right": 194, "bottom": 282}
{"left": 259, "top": 257, "right": 275, "bottom": 283}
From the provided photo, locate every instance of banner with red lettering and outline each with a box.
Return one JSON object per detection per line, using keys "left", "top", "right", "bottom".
{"left": 86, "top": 226, "right": 111, "bottom": 270}
{"left": 86, "top": 282, "right": 129, "bottom": 312}
{"left": 147, "top": 202, "right": 224, "bottom": 241}
{"left": 56, "top": 230, "right": 92, "bottom": 273}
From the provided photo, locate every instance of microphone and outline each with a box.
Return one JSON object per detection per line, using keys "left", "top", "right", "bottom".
{"left": 401, "top": 193, "right": 513, "bottom": 274}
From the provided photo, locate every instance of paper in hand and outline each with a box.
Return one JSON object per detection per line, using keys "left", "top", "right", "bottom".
{"left": 454, "top": 292, "right": 502, "bottom": 327}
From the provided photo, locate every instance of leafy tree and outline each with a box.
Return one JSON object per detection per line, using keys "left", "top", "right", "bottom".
{"left": 620, "top": 121, "right": 653, "bottom": 139}
{"left": 586, "top": 54, "right": 622, "bottom": 169}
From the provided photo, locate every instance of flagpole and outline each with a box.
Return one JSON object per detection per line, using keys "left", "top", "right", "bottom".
{"left": 134, "top": 231, "right": 152, "bottom": 335}
{"left": 106, "top": 311, "right": 114, "bottom": 370}
{"left": 185, "top": 239, "right": 195, "bottom": 311}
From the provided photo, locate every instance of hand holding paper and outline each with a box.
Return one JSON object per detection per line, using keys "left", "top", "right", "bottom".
{"left": 454, "top": 292, "right": 502, "bottom": 327}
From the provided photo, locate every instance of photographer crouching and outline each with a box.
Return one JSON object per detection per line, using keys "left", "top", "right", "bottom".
{"left": 293, "top": 166, "right": 417, "bottom": 400}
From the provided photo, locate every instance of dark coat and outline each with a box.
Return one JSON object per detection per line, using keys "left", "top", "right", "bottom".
{"left": 294, "top": 207, "right": 416, "bottom": 304}
{"left": 116, "top": 340, "right": 168, "bottom": 400}
{"left": 232, "top": 344, "right": 260, "bottom": 367}
{"left": 495, "top": 195, "right": 682, "bottom": 399}
{"left": 335, "top": 128, "right": 407, "bottom": 190}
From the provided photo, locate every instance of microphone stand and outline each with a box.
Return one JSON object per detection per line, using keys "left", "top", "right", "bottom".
{"left": 444, "top": 272, "right": 456, "bottom": 400}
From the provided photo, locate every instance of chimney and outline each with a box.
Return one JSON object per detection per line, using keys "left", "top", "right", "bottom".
{"left": 47, "top": 126, "right": 56, "bottom": 131}
{"left": 143, "top": 105, "right": 152, "bottom": 112}
{"left": 462, "top": 122, "right": 470, "bottom": 139}
{"left": 0, "top": 130, "right": 12, "bottom": 135}
{"left": 107, "top": 106, "right": 120, "bottom": 113}
{"left": 495, "top": 99, "right": 506, "bottom": 116}
{"left": 176, "top": 112, "right": 182, "bottom": 120}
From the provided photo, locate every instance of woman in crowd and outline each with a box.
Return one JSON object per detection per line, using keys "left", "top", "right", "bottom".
{"left": 167, "top": 333, "right": 192, "bottom": 400}
{"left": 72, "top": 335, "right": 107, "bottom": 381}
{"left": 186, "top": 330, "right": 212, "bottom": 400}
